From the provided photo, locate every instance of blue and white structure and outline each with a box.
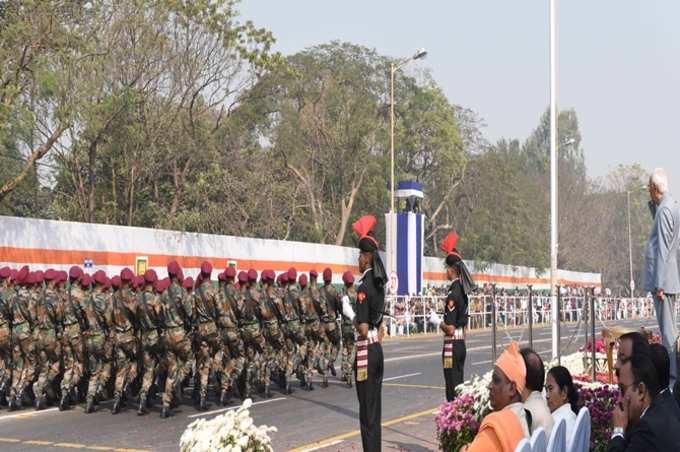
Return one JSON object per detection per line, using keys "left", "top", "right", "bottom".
{"left": 385, "top": 181, "right": 425, "bottom": 296}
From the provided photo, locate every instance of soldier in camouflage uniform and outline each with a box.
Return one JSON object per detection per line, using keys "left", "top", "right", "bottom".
{"left": 83, "top": 272, "right": 113, "bottom": 413}
{"left": 272, "top": 270, "right": 304, "bottom": 394}
{"left": 320, "top": 268, "right": 341, "bottom": 377}
{"left": 32, "top": 269, "right": 62, "bottom": 410}
{"left": 237, "top": 270, "right": 267, "bottom": 399}
{"left": 193, "top": 262, "right": 222, "bottom": 410}
{"left": 135, "top": 270, "right": 164, "bottom": 415}
{"left": 258, "top": 270, "right": 287, "bottom": 397}
{"left": 340, "top": 271, "right": 357, "bottom": 387}
{"left": 0, "top": 267, "right": 14, "bottom": 404}
{"left": 216, "top": 267, "right": 245, "bottom": 405}
{"left": 299, "top": 273, "right": 326, "bottom": 389}
{"left": 8, "top": 266, "right": 36, "bottom": 410}
{"left": 109, "top": 269, "right": 139, "bottom": 414}
{"left": 59, "top": 266, "right": 87, "bottom": 411}
{"left": 159, "top": 262, "right": 193, "bottom": 418}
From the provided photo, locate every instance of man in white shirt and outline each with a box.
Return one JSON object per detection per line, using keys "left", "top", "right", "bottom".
{"left": 520, "top": 348, "right": 553, "bottom": 437}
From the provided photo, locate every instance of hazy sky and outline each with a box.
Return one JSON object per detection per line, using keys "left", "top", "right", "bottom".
{"left": 239, "top": 0, "right": 680, "bottom": 193}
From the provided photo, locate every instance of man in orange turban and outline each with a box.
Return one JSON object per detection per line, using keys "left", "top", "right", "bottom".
{"left": 461, "top": 341, "right": 530, "bottom": 452}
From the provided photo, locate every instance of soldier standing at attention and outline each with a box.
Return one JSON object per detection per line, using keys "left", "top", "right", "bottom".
{"left": 340, "top": 271, "right": 357, "bottom": 388}
{"left": 343, "top": 215, "right": 386, "bottom": 452}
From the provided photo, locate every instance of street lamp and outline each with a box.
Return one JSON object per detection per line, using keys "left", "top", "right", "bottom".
{"left": 390, "top": 48, "right": 427, "bottom": 213}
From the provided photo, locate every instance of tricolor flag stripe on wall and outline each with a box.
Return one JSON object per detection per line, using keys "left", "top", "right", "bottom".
{"left": 396, "top": 212, "right": 424, "bottom": 295}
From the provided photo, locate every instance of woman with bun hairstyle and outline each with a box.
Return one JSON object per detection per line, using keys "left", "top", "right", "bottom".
{"left": 546, "top": 365, "right": 580, "bottom": 449}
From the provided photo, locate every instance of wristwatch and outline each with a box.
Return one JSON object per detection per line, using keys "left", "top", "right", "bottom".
{"left": 611, "top": 427, "right": 625, "bottom": 440}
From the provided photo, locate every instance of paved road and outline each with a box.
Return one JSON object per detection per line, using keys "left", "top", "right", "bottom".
{"left": 0, "top": 317, "right": 660, "bottom": 451}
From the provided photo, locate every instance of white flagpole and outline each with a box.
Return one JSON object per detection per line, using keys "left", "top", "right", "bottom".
{"left": 549, "top": 0, "right": 560, "bottom": 361}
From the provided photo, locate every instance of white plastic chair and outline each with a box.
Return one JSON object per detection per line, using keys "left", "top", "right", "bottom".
{"left": 530, "top": 427, "right": 547, "bottom": 452}
{"left": 568, "top": 407, "right": 591, "bottom": 452}
{"left": 547, "top": 418, "right": 567, "bottom": 452}
{"left": 515, "top": 438, "right": 532, "bottom": 452}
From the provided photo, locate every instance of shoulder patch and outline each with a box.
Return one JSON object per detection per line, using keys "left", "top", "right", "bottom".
{"left": 358, "top": 292, "right": 366, "bottom": 303}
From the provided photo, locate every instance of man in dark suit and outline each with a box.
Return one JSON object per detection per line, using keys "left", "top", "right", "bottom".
{"left": 608, "top": 353, "right": 680, "bottom": 451}
{"left": 649, "top": 343, "right": 680, "bottom": 422}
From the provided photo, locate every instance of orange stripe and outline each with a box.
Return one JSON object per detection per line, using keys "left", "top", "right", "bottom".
{"left": 0, "top": 246, "right": 358, "bottom": 274}
{"left": 0, "top": 246, "right": 600, "bottom": 286}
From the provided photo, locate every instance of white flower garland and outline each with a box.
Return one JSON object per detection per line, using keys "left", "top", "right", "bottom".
{"left": 180, "top": 399, "right": 277, "bottom": 452}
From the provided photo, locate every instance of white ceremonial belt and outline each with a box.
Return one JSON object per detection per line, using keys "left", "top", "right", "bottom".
{"left": 453, "top": 328, "right": 464, "bottom": 340}
{"left": 356, "top": 328, "right": 379, "bottom": 344}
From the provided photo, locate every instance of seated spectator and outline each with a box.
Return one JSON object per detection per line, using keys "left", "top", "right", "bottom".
{"left": 460, "top": 342, "right": 529, "bottom": 452}
{"left": 649, "top": 343, "right": 680, "bottom": 423}
{"left": 520, "top": 348, "right": 554, "bottom": 437}
{"left": 545, "top": 366, "right": 578, "bottom": 450}
{"left": 608, "top": 354, "right": 680, "bottom": 451}
{"left": 615, "top": 332, "right": 651, "bottom": 377}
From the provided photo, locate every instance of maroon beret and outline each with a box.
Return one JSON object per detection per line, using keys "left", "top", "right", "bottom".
{"left": 342, "top": 271, "right": 355, "bottom": 285}
{"left": 69, "top": 266, "right": 82, "bottom": 281}
{"left": 299, "top": 274, "right": 308, "bottom": 287}
{"left": 218, "top": 271, "right": 226, "bottom": 282}
{"left": 225, "top": 267, "right": 236, "bottom": 278}
{"left": 144, "top": 269, "right": 158, "bottom": 284}
{"left": 323, "top": 268, "right": 332, "bottom": 282}
{"left": 34, "top": 270, "right": 44, "bottom": 283}
{"left": 10, "top": 269, "right": 18, "bottom": 281}
{"left": 134, "top": 275, "right": 145, "bottom": 288}
{"left": 183, "top": 276, "right": 194, "bottom": 290}
{"left": 287, "top": 268, "right": 297, "bottom": 283}
{"left": 111, "top": 275, "right": 122, "bottom": 289}
{"left": 80, "top": 274, "right": 92, "bottom": 288}
{"left": 120, "top": 268, "right": 134, "bottom": 282}
{"left": 200, "top": 261, "right": 212, "bottom": 276}
{"left": 0, "top": 267, "right": 10, "bottom": 279}
{"left": 247, "top": 269, "right": 258, "bottom": 282}
{"left": 103, "top": 277, "right": 112, "bottom": 289}
{"left": 58, "top": 271, "right": 68, "bottom": 283}
{"left": 309, "top": 269, "right": 318, "bottom": 279}
{"left": 44, "top": 269, "right": 57, "bottom": 281}
{"left": 154, "top": 278, "right": 166, "bottom": 293}
{"left": 237, "top": 271, "right": 248, "bottom": 284}
{"left": 94, "top": 271, "right": 107, "bottom": 285}
{"left": 16, "top": 266, "right": 29, "bottom": 284}
{"left": 167, "top": 261, "right": 181, "bottom": 276}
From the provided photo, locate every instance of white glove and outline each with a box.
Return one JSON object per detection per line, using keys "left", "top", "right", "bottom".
{"left": 342, "top": 295, "right": 355, "bottom": 321}
{"left": 428, "top": 309, "right": 442, "bottom": 327}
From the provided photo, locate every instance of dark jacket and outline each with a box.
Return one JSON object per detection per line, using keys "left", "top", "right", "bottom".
{"left": 606, "top": 393, "right": 680, "bottom": 452}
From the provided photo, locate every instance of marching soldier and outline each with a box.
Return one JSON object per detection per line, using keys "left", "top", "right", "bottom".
{"left": 8, "top": 266, "right": 36, "bottom": 410}
{"left": 320, "top": 268, "right": 341, "bottom": 377}
{"left": 32, "top": 269, "right": 62, "bottom": 410}
{"left": 192, "top": 262, "right": 221, "bottom": 410}
{"left": 136, "top": 270, "right": 164, "bottom": 415}
{"left": 217, "top": 266, "right": 245, "bottom": 405}
{"left": 109, "top": 269, "right": 139, "bottom": 414}
{"left": 344, "top": 215, "right": 386, "bottom": 452}
{"left": 340, "top": 271, "right": 357, "bottom": 387}
{"left": 259, "top": 270, "right": 286, "bottom": 397}
{"left": 159, "top": 261, "right": 193, "bottom": 418}
{"left": 279, "top": 269, "right": 307, "bottom": 393}
{"left": 238, "top": 270, "right": 267, "bottom": 399}
{"left": 58, "top": 267, "right": 85, "bottom": 410}
{"left": 298, "top": 273, "right": 325, "bottom": 389}
{"left": 83, "top": 272, "right": 112, "bottom": 413}
{"left": 0, "top": 267, "right": 12, "bottom": 404}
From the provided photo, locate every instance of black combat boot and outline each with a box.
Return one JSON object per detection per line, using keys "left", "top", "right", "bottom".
{"left": 321, "top": 376, "right": 328, "bottom": 388}
{"left": 137, "top": 393, "right": 147, "bottom": 415}
{"left": 198, "top": 392, "right": 208, "bottom": 411}
{"left": 160, "top": 405, "right": 170, "bottom": 419}
{"left": 220, "top": 389, "right": 230, "bottom": 406}
{"left": 59, "top": 391, "right": 70, "bottom": 411}
{"left": 328, "top": 363, "right": 337, "bottom": 377}
{"left": 111, "top": 394, "right": 121, "bottom": 415}
{"left": 85, "top": 397, "right": 95, "bottom": 414}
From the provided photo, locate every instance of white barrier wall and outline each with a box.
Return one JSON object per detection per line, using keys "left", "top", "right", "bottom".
{"left": 0, "top": 215, "right": 601, "bottom": 289}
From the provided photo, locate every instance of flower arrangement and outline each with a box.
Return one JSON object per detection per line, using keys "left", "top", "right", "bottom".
{"left": 580, "top": 338, "right": 606, "bottom": 354}
{"left": 576, "top": 382, "right": 620, "bottom": 452}
{"left": 435, "top": 393, "right": 482, "bottom": 452}
{"left": 180, "top": 399, "right": 277, "bottom": 452}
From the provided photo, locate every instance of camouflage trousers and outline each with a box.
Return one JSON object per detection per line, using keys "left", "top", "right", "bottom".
{"left": 323, "top": 320, "right": 341, "bottom": 369}
{"left": 303, "top": 320, "right": 327, "bottom": 383}
{"left": 112, "top": 331, "right": 138, "bottom": 398}
{"left": 262, "top": 320, "right": 287, "bottom": 385}
{"left": 61, "top": 324, "right": 85, "bottom": 394}
{"left": 195, "top": 321, "right": 221, "bottom": 399}
{"left": 217, "top": 327, "right": 245, "bottom": 394}
{"left": 84, "top": 332, "right": 112, "bottom": 401}
{"left": 161, "top": 327, "right": 192, "bottom": 408}
{"left": 0, "top": 324, "right": 11, "bottom": 395}
{"left": 32, "top": 328, "right": 61, "bottom": 401}
{"left": 341, "top": 330, "right": 356, "bottom": 383}
{"left": 241, "top": 324, "right": 267, "bottom": 394}
{"left": 10, "top": 325, "right": 36, "bottom": 401}
{"left": 282, "top": 321, "right": 307, "bottom": 384}
{"left": 138, "top": 329, "right": 163, "bottom": 399}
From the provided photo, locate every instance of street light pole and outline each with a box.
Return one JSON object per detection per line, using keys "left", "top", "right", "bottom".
{"left": 549, "top": 0, "right": 559, "bottom": 360}
{"left": 627, "top": 190, "right": 634, "bottom": 296}
{"left": 390, "top": 63, "right": 396, "bottom": 214}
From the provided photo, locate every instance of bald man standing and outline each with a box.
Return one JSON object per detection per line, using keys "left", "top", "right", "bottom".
{"left": 644, "top": 168, "right": 680, "bottom": 387}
